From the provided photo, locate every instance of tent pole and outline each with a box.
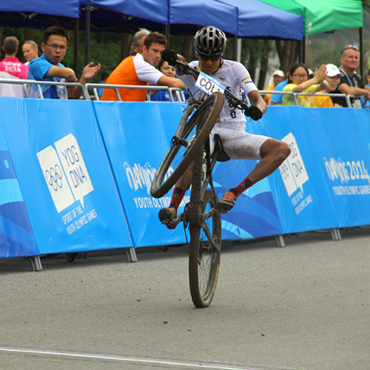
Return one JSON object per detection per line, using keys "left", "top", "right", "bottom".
{"left": 74, "top": 18, "right": 79, "bottom": 78}
{"left": 237, "top": 38, "right": 241, "bottom": 63}
{"left": 164, "top": 25, "right": 170, "bottom": 49}
{"left": 84, "top": 5, "right": 91, "bottom": 66}
{"left": 233, "top": 36, "right": 237, "bottom": 61}
{"left": 302, "top": 36, "right": 306, "bottom": 64}
{"left": 359, "top": 27, "right": 363, "bottom": 78}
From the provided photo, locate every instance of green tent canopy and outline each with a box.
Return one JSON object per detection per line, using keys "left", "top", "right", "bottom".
{"left": 259, "top": 0, "right": 363, "bottom": 36}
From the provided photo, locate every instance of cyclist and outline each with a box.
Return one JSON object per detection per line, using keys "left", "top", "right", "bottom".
{"left": 159, "top": 26, "right": 291, "bottom": 228}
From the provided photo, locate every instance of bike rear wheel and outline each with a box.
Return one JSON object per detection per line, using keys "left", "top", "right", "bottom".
{"left": 150, "top": 92, "right": 224, "bottom": 199}
{"left": 189, "top": 190, "right": 221, "bottom": 308}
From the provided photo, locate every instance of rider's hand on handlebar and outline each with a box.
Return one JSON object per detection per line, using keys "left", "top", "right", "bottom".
{"left": 161, "top": 49, "right": 178, "bottom": 66}
{"left": 248, "top": 106, "right": 262, "bottom": 121}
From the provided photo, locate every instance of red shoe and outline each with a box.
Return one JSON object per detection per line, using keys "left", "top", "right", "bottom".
{"left": 158, "top": 207, "right": 177, "bottom": 229}
{"left": 218, "top": 191, "right": 237, "bottom": 213}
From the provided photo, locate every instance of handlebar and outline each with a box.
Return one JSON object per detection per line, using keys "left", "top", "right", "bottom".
{"left": 174, "top": 59, "right": 262, "bottom": 121}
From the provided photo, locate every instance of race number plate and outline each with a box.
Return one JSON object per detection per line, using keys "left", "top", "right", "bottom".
{"left": 195, "top": 71, "right": 226, "bottom": 95}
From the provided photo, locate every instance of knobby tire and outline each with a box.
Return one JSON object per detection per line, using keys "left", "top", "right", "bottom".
{"left": 188, "top": 187, "right": 221, "bottom": 308}
{"left": 151, "top": 92, "right": 224, "bottom": 199}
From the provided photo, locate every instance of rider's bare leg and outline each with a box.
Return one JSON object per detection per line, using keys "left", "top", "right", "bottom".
{"left": 247, "top": 138, "right": 291, "bottom": 183}
{"left": 218, "top": 139, "right": 290, "bottom": 212}
{"left": 158, "top": 163, "right": 194, "bottom": 228}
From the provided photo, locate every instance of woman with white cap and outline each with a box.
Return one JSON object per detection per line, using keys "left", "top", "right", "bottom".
{"left": 311, "top": 64, "right": 343, "bottom": 107}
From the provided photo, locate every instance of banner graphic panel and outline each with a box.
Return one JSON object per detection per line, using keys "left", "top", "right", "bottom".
{"left": 259, "top": 107, "right": 339, "bottom": 233}
{"left": 93, "top": 101, "right": 190, "bottom": 247}
{"left": 0, "top": 98, "right": 132, "bottom": 254}
{"left": 0, "top": 124, "right": 39, "bottom": 258}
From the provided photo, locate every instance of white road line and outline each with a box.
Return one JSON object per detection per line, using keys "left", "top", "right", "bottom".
{"left": 0, "top": 346, "right": 254, "bottom": 369}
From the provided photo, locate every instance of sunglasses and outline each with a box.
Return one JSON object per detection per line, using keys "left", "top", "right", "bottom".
{"left": 341, "top": 45, "right": 359, "bottom": 55}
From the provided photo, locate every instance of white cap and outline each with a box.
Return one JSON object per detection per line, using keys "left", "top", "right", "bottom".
{"left": 326, "top": 64, "right": 344, "bottom": 77}
{"left": 272, "top": 70, "right": 284, "bottom": 78}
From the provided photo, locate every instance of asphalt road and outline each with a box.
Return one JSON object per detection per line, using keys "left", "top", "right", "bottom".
{"left": 0, "top": 228, "right": 369, "bottom": 370}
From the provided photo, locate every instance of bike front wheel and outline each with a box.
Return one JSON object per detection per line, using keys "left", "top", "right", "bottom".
{"left": 189, "top": 190, "right": 221, "bottom": 308}
{"left": 151, "top": 92, "right": 224, "bottom": 199}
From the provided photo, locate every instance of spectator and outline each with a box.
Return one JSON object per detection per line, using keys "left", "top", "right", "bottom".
{"left": 311, "top": 64, "right": 343, "bottom": 108}
{"left": 151, "top": 59, "right": 188, "bottom": 102}
{"left": 367, "top": 69, "right": 370, "bottom": 88}
{"left": 97, "top": 71, "right": 109, "bottom": 98}
{"left": 101, "top": 32, "right": 185, "bottom": 102}
{"left": 330, "top": 45, "right": 370, "bottom": 108}
{"left": 269, "top": 76, "right": 288, "bottom": 106}
{"left": 0, "top": 36, "right": 28, "bottom": 97}
{"left": 22, "top": 40, "right": 39, "bottom": 65}
{"left": 130, "top": 28, "right": 150, "bottom": 56}
{"left": 282, "top": 63, "right": 328, "bottom": 107}
{"left": 28, "top": 26, "right": 101, "bottom": 99}
{"left": 264, "top": 69, "right": 285, "bottom": 105}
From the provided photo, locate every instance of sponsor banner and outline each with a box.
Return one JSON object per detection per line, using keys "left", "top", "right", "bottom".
{"left": 0, "top": 120, "right": 39, "bottom": 258}
{"left": 259, "top": 107, "right": 339, "bottom": 233}
{"left": 94, "top": 101, "right": 284, "bottom": 244}
{"left": 93, "top": 101, "right": 190, "bottom": 247}
{"left": 0, "top": 98, "right": 132, "bottom": 254}
{"left": 305, "top": 108, "right": 370, "bottom": 227}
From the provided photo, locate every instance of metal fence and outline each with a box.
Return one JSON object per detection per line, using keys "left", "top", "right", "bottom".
{"left": 0, "top": 78, "right": 362, "bottom": 108}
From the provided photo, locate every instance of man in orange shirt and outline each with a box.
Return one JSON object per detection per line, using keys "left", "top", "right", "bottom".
{"left": 101, "top": 32, "right": 185, "bottom": 101}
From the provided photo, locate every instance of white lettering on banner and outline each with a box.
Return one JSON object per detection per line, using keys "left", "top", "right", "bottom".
{"left": 124, "top": 162, "right": 157, "bottom": 195}
{"left": 62, "top": 205, "right": 97, "bottom": 235}
{"left": 55, "top": 134, "right": 94, "bottom": 208}
{"left": 133, "top": 196, "right": 190, "bottom": 209}
{"left": 195, "top": 71, "right": 226, "bottom": 95}
{"left": 279, "top": 133, "right": 309, "bottom": 197}
{"left": 323, "top": 157, "right": 370, "bottom": 197}
{"left": 294, "top": 194, "right": 313, "bottom": 215}
{"left": 124, "top": 161, "right": 176, "bottom": 195}
{"left": 323, "top": 157, "right": 370, "bottom": 184}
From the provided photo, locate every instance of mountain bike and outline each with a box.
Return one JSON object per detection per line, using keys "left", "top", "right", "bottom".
{"left": 150, "top": 60, "right": 261, "bottom": 308}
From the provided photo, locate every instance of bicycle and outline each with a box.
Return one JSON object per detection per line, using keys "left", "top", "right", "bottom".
{"left": 150, "top": 60, "right": 261, "bottom": 308}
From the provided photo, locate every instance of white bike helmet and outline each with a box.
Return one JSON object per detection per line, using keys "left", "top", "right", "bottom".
{"left": 194, "top": 26, "right": 227, "bottom": 56}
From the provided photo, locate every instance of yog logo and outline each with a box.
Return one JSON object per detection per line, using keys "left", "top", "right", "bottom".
{"left": 37, "top": 134, "right": 94, "bottom": 213}
{"left": 279, "top": 133, "right": 309, "bottom": 196}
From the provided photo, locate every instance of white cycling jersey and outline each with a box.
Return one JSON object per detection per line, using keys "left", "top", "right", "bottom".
{"left": 178, "top": 59, "right": 258, "bottom": 129}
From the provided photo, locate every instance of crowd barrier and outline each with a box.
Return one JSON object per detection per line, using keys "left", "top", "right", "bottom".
{"left": 0, "top": 97, "right": 134, "bottom": 268}
{"left": 1, "top": 82, "right": 370, "bottom": 269}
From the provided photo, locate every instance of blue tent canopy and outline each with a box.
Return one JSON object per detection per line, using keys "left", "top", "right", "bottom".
{"left": 216, "top": 0, "right": 303, "bottom": 40}
{"left": 0, "top": 0, "right": 79, "bottom": 18}
{"left": 80, "top": 0, "right": 239, "bottom": 35}
{"left": 81, "top": 0, "right": 168, "bottom": 24}
{"left": 0, "top": 0, "right": 303, "bottom": 40}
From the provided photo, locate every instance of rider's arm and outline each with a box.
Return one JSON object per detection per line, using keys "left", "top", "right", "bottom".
{"left": 248, "top": 90, "right": 267, "bottom": 116}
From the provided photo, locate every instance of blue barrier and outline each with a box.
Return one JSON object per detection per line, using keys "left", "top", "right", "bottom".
{"left": 93, "top": 101, "right": 191, "bottom": 247}
{"left": 94, "top": 102, "right": 370, "bottom": 244}
{"left": 0, "top": 98, "right": 133, "bottom": 255}
{"left": 0, "top": 120, "right": 39, "bottom": 258}
{"left": 263, "top": 106, "right": 370, "bottom": 231}
{"left": 1, "top": 97, "right": 370, "bottom": 259}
